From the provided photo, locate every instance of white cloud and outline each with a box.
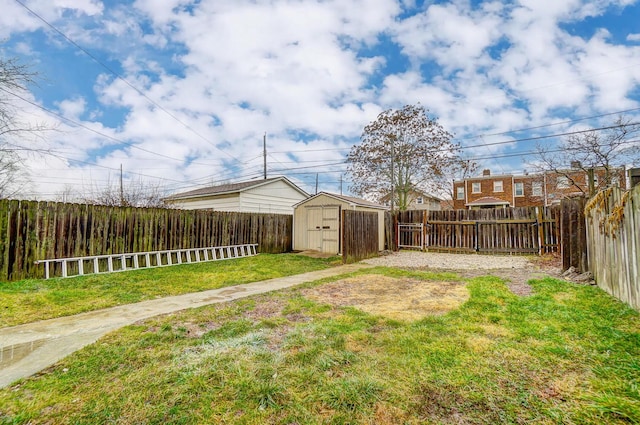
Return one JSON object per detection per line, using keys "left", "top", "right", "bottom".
{"left": 52, "top": 0, "right": 103, "bottom": 16}
{"left": 0, "top": 0, "right": 104, "bottom": 38}
{"left": 576, "top": 31, "right": 640, "bottom": 111}
{"left": 4, "top": 0, "right": 640, "bottom": 198}
{"left": 56, "top": 97, "right": 86, "bottom": 119}
{"left": 392, "top": 2, "right": 504, "bottom": 72}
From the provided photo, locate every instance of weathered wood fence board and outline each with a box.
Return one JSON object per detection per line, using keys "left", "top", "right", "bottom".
{"left": 0, "top": 200, "right": 292, "bottom": 281}
{"left": 388, "top": 206, "right": 561, "bottom": 255}
{"left": 559, "top": 198, "right": 588, "bottom": 273}
{"left": 342, "top": 210, "right": 378, "bottom": 264}
{"left": 586, "top": 186, "right": 640, "bottom": 310}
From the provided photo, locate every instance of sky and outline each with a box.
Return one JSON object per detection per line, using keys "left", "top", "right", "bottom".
{"left": 1, "top": 0, "right": 640, "bottom": 201}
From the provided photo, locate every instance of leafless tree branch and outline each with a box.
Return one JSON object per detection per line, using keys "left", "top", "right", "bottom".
{"left": 529, "top": 116, "right": 640, "bottom": 196}
{"left": 347, "top": 104, "right": 465, "bottom": 210}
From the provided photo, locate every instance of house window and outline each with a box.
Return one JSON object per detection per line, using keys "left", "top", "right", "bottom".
{"left": 514, "top": 182, "right": 524, "bottom": 197}
{"left": 456, "top": 187, "right": 465, "bottom": 200}
{"left": 532, "top": 182, "right": 543, "bottom": 196}
{"left": 493, "top": 181, "right": 503, "bottom": 192}
{"left": 557, "top": 176, "right": 570, "bottom": 189}
{"left": 472, "top": 182, "right": 481, "bottom": 193}
{"left": 416, "top": 197, "right": 424, "bottom": 204}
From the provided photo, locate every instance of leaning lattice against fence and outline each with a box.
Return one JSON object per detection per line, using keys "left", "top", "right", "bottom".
{"left": 585, "top": 185, "right": 640, "bottom": 310}
{"left": 0, "top": 200, "right": 292, "bottom": 281}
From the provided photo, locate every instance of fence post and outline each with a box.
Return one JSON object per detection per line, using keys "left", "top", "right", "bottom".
{"left": 560, "top": 197, "right": 588, "bottom": 273}
{"left": 422, "top": 210, "right": 427, "bottom": 249}
{"left": 536, "top": 207, "right": 543, "bottom": 255}
{"left": 474, "top": 221, "right": 479, "bottom": 252}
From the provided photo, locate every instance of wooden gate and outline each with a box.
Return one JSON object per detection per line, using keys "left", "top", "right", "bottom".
{"left": 397, "top": 223, "right": 424, "bottom": 249}
{"left": 394, "top": 207, "right": 560, "bottom": 255}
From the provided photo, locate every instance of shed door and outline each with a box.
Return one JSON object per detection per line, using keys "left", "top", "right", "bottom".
{"left": 306, "top": 206, "right": 340, "bottom": 253}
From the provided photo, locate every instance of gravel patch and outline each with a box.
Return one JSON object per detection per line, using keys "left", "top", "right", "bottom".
{"left": 362, "top": 251, "right": 531, "bottom": 270}
{"left": 361, "top": 251, "right": 560, "bottom": 297}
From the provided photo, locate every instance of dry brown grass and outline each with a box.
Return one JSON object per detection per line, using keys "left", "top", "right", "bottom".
{"left": 302, "top": 275, "right": 469, "bottom": 321}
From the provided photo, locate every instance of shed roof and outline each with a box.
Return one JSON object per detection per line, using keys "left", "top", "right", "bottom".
{"left": 165, "top": 176, "right": 309, "bottom": 201}
{"left": 294, "top": 192, "right": 388, "bottom": 210}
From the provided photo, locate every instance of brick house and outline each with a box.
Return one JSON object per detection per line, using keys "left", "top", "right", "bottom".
{"left": 452, "top": 167, "right": 626, "bottom": 209}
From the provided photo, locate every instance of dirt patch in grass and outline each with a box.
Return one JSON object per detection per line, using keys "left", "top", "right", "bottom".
{"left": 302, "top": 275, "right": 468, "bottom": 321}
{"left": 242, "top": 298, "right": 287, "bottom": 322}
{"left": 413, "top": 382, "right": 504, "bottom": 424}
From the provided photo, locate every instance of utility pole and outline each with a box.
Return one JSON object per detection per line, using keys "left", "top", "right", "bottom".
{"left": 339, "top": 174, "right": 343, "bottom": 195}
{"left": 263, "top": 132, "right": 267, "bottom": 179}
{"left": 315, "top": 173, "right": 318, "bottom": 195}
{"left": 119, "top": 164, "right": 124, "bottom": 207}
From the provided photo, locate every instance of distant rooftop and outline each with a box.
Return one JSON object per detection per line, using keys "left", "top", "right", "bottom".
{"left": 295, "top": 192, "right": 388, "bottom": 209}
{"left": 165, "top": 176, "right": 307, "bottom": 200}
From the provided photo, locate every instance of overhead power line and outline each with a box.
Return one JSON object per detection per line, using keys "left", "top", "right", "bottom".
{"left": 459, "top": 122, "right": 640, "bottom": 152}
{"left": 270, "top": 112, "right": 640, "bottom": 155}
{"left": 0, "top": 87, "right": 222, "bottom": 167}
{"left": 14, "top": 0, "right": 239, "bottom": 162}
{"left": 459, "top": 107, "right": 640, "bottom": 140}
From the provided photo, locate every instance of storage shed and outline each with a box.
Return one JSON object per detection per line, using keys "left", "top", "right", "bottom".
{"left": 293, "top": 192, "right": 387, "bottom": 254}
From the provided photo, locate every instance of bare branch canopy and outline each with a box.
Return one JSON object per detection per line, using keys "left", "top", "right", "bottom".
{"left": 347, "top": 104, "right": 464, "bottom": 210}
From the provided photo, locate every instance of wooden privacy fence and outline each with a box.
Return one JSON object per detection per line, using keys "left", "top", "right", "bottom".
{"left": 585, "top": 185, "right": 640, "bottom": 310}
{"left": 0, "top": 199, "right": 292, "bottom": 281}
{"left": 559, "top": 197, "right": 588, "bottom": 273}
{"left": 342, "top": 210, "right": 378, "bottom": 264}
{"left": 390, "top": 206, "right": 560, "bottom": 255}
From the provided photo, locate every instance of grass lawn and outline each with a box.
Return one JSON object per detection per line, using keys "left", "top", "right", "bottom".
{"left": 1, "top": 267, "right": 639, "bottom": 424}
{"left": 0, "top": 253, "right": 340, "bottom": 327}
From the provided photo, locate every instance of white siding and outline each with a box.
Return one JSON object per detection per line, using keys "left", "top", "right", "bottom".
{"left": 407, "top": 197, "right": 441, "bottom": 211}
{"left": 241, "top": 180, "right": 308, "bottom": 214}
{"left": 168, "top": 179, "right": 308, "bottom": 213}
{"left": 171, "top": 194, "right": 241, "bottom": 210}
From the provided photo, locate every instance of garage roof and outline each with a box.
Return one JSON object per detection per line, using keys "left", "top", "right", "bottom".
{"left": 165, "top": 176, "right": 309, "bottom": 200}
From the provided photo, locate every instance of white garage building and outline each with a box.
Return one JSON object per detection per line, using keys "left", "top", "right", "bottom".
{"left": 164, "top": 176, "right": 309, "bottom": 214}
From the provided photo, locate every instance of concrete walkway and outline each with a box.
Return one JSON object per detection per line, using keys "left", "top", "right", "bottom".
{"left": 0, "top": 263, "right": 372, "bottom": 389}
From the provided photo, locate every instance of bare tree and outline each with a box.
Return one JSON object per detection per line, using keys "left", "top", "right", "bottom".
{"left": 436, "top": 159, "right": 478, "bottom": 202}
{"left": 0, "top": 55, "right": 51, "bottom": 198}
{"left": 54, "top": 184, "right": 82, "bottom": 203}
{"left": 0, "top": 57, "right": 36, "bottom": 134}
{"left": 83, "top": 177, "right": 171, "bottom": 208}
{"left": 347, "top": 104, "right": 464, "bottom": 210}
{"left": 532, "top": 116, "right": 640, "bottom": 196}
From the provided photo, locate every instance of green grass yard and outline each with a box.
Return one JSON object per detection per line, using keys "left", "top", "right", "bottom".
{"left": 0, "top": 253, "right": 340, "bottom": 327}
{"left": 1, "top": 266, "right": 639, "bottom": 424}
